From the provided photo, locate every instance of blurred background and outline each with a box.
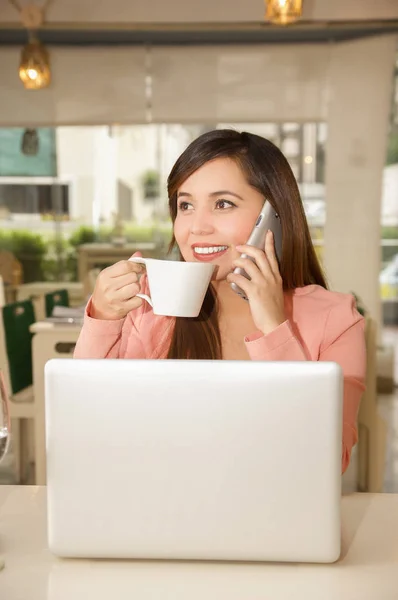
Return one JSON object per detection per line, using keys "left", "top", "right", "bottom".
{"left": 0, "top": 0, "right": 397, "bottom": 493}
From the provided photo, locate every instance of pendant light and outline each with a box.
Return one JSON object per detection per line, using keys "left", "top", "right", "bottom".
{"left": 266, "top": 0, "right": 303, "bottom": 25}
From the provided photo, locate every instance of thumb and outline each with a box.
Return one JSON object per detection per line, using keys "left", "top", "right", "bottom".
{"left": 130, "top": 250, "right": 143, "bottom": 259}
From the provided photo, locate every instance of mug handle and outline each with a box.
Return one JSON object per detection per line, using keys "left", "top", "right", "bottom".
{"left": 128, "top": 256, "right": 153, "bottom": 308}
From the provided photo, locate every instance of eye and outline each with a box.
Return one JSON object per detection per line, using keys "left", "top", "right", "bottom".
{"left": 178, "top": 201, "right": 193, "bottom": 212}
{"left": 215, "top": 199, "right": 236, "bottom": 210}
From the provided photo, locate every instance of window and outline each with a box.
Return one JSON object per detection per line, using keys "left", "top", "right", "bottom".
{"left": 0, "top": 123, "right": 327, "bottom": 285}
{"left": 381, "top": 48, "right": 398, "bottom": 323}
{"left": 0, "top": 183, "right": 69, "bottom": 216}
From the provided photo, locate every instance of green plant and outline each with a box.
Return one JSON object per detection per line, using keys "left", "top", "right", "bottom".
{"left": 42, "top": 251, "right": 78, "bottom": 282}
{"left": 40, "top": 236, "right": 73, "bottom": 281}
{"left": 0, "top": 221, "right": 175, "bottom": 284}
{"left": 142, "top": 169, "right": 160, "bottom": 199}
{"left": 68, "top": 225, "right": 98, "bottom": 248}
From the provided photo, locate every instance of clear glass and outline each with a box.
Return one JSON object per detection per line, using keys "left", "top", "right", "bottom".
{"left": 0, "top": 369, "right": 10, "bottom": 464}
{"left": 0, "top": 369, "right": 9, "bottom": 570}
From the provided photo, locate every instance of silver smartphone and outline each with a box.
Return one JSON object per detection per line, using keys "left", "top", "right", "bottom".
{"left": 230, "top": 200, "right": 282, "bottom": 301}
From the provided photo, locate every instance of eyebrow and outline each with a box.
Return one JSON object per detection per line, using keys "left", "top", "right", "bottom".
{"left": 177, "top": 190, "right": 244, "bottom": 201}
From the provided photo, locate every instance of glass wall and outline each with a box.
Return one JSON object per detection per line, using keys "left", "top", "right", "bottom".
{"left": 0, "top": 122, "right": 326, "bottom": 293}
{"left": 381, "top": 50, "right": 398, "bottom": 327}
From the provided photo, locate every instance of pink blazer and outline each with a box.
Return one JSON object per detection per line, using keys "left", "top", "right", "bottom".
{"left": 74, "top": 279, "right": 366, "bottom": 473}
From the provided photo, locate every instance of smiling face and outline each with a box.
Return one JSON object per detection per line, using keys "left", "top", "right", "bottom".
{"left": 173, "top": 157, "right": 265, "bottom": 281}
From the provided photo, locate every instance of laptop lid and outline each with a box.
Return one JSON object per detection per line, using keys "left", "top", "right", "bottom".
{"left": 45, "top": 359, "right": 343, "bottom": 563}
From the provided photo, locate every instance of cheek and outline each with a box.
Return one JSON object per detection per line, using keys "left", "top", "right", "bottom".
{"left": 224, "top": 218, "right": 254, "bottom": 247}
{"left": 173, "top": 218, "right": 185, "bottom": 244}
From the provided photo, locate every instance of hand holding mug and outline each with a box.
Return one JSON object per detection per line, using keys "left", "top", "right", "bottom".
{"left": 90, "top": 253, "right": 145, "bottom": 320}
{"left": 128, "top": 257, "right": 214, "bottom": 317}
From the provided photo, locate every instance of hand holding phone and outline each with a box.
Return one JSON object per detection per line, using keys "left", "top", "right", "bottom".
{"left": 230, "top": 200, "right": 282, "bottom": 301}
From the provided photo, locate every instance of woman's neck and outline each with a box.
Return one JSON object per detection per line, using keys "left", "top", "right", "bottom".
{"left": 212, "top": 279, "right": 251, "bottom": 316}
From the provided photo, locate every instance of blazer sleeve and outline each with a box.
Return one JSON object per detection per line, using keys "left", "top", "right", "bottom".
{"left": 73, "top": 298, "right": 146, "bottom": 359}
{"left": 244, "top": 295, "right": 366, "bottom": 473}
{"left": 319, "top": 296, "right": 366, "bottom": 473}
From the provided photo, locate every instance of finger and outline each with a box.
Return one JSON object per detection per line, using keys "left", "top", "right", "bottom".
{"left": 232, "top": 257, "right": 263, "bottom": 283}
{"left": 113, "top": 271, "right": 139, "bottom": 291}
{"left": 123, "top": 295, "right": 143, "bottom": 312}
{"left": 227, "top": 272, "right": 253, "bottom": 297}
{"left": 235, "top": 246, "right": 273, "bottom": 279}
{"left": 265, "top": 230, "right": 280, "bottom": 276}
{"left": 110, "top": 259, "right": 144, "bottom": 277}
{"left": 115, "top": 282, "right": 141, "bottom": 302}
{"left": 110, "top": 251, "right": 144, "bottom": 276}
{"left": 235, "top": 244, "right": 266, "bottom": 262}
{"left": 128, "top": 250, "right": 144, "bottom": 264}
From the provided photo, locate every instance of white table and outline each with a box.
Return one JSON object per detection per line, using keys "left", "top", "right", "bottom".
{"left": 8, "top": 282, "right": 85, "bottom": 320}
{"left": 1, "top": 487, "right": 398, "bottom": 600}
{"left": 16, "top": 282, "right": 85, "bottom": 306}
{"left": 30, "top": 322, "right": 82, "bottom": 485}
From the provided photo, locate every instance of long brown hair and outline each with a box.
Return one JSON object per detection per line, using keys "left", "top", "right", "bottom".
{"left": 166, "top": 129, "right": 327, "bottom": 360}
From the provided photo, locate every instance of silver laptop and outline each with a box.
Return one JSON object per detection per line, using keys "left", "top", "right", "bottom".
{"left": 45, "top": 359, "right": 343, "bottom": 563}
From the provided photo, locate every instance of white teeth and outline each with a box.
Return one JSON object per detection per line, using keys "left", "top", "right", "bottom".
{"left": 194, "top": 246, "right": 227, "bottom": 255}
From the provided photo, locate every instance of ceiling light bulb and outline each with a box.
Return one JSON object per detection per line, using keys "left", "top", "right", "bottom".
{"left": 265, "top": 0, "right": 303, "bottom": 25}
{"left": 27, "top": 68, "right": 38, "bottom": 80}
{"left": 19, "top": 38, "right": 51, "bottom": 90}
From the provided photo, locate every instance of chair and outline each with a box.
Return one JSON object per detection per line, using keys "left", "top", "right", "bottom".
{"left": 45, "top": 289, "right": 69, "bottom": 318}
{"left": 0, "top": 250, "right": 23, "bottom": 287}
{"left": 357, "top": 317, "right": 388, "bottom": 492}
{"left": 0, "top": 300, "right": 35, "bottom": 483}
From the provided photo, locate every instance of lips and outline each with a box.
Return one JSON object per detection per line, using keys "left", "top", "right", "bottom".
{"left": 191, "top": 244, "right": 229, "bottom": 262}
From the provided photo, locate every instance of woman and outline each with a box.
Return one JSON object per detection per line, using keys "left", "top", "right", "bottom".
{"left": 74, "top": 129, "right": 366, "bottom": 473}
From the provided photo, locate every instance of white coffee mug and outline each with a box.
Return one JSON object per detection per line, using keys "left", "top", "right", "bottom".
{"left": 129, "top": 257, "right": 215, "bottom": 318}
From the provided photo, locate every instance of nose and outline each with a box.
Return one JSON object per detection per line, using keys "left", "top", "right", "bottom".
{"left": 190, "top": 207, "right": 215, "bottom": 236}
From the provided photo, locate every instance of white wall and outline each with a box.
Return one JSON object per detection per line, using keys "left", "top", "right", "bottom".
{"left": 116, "top": 126, "right": 159, "bottom": 223}
{"left": 56, "top": 127, "right": 96, "bottom": 222}
{"left": 56, "top": 127, "right": 117, "bottom": 225}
